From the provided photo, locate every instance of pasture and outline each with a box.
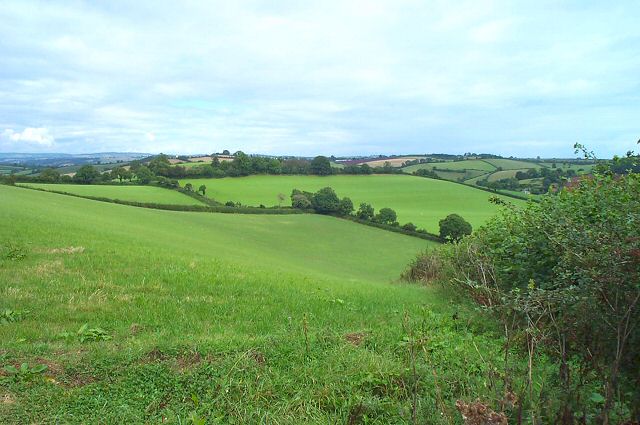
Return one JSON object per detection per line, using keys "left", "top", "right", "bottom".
{"left": 0, "top": 185, "right": 539, "bottom": 423}
{"left": 18, "top": 183, "right": 206, "bottom": 206}
{"left": 402, "top": 159, "right": 496, "bottom": 173}
{"left": 179, "top": 174, "right": 523, "bottom": 232}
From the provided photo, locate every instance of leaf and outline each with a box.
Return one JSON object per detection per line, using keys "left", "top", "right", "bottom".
{"left": 32, "top": 364, "right": 48, "bottom": 374}
{"left": 590, "top": 392, "right": 605, "bottom": 404}
{"left": 3, "top": 365, "right": 18, "bottom": 374}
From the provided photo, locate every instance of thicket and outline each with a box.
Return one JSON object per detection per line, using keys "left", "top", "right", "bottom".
{"left": 402, "top": 153, "right": 640, "bottom": 423}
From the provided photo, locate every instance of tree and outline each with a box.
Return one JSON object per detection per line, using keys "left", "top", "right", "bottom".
{"left": 356, "top": 203, "right": 375, "bottom": 220}
{"left": 292, "top": 194, "right": 311, "bottom": 209}
{"left": 438, "top": 213, "right": 472, "bottom": 242}
{"left": 40, "top": 168, "right": 60, "bottom": 183}
{"left": 312, "top": 187, "right": 340, "bottom": 213}
{"left": 199, "top": 185, "right": 206, "bottom": 195}
{"left": 184, "top": 183, "right": 193, "bottom": 192}
{"left": 277, "top": 193, "right": 285, "bottom": 207}
{"left": 310, "top": 156, "right": 332, "bottom": 176}
{"left": 338, "top": 197, "right": 354, "bottom": 216}
{"left": 135, "top": 166, "right": 154, "bottom": 184}
{"left": 222, "top": 149, "right": 230, "bottom": 155}
{"left": 74, "top": 165, "right": 100, "bottom": 184}
{"left": 402, "top": 222, "right": 417, "bottom": 232}
{"left": 375, "top": 207, "right": 397, "bottom": 225}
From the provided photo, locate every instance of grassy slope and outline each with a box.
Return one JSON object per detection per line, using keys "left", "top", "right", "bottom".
{"left": 19, "top": 183, "right": 205, "bottom": 206}
{"left": 0, "top": 185, "right": 527, "bottom": 423}
{"left": 402, "top": 159, "right": 496, "bottom": 173}
{"left": 179, "top": 175, "right": 523, "bottom": 233}
{"left": 482, "top": 158, "right": 543, "bottom": 170}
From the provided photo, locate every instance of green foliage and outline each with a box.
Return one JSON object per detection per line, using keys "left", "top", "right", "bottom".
{"left": 0, "top": 309, "right": 28, "bottom": 324}
{"left": 184, "top": 182, "right": 193, "bottom": 192}
{"left": 74, "top": 165, "right": 100, "bottom": 184}
{"left": 198, "top": 184, "right": 206, "bottom": 195}
{"left": 401, "top": 222, "right": 417, "bottom": 232}
{"left": 58, "top": 324, "right": 111, "bottom": 343}
{"left": 135, "top": 165, "right": 154, "bottom": 184}
{"left": 375, "top": 207, "right": 397, "bottom": 225}
{"left": 438, "top": 214, "right": 472, "bottom": 242}
{"left": 405, "top": 169, "right": 640, "bottom": 421}
{"left": 310, "top": 155, "right": 333, "bottom": 176}
{"left": 1, "top": 242, "right": 27, "bottom": 261}
{"left": 337, "top": 197, "right": 354, "bottom": 216}
{"left": 356, "top": 203, "right": 374, "bottom": 220}
{"left": 2, "top": 363, "right": 48, "bottom": 381}
{"left": 312, "top": 186, "right": 340, "bottom": 214}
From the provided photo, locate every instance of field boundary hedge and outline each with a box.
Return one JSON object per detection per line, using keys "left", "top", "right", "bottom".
{"left": 15, "top": 185, "right": 305, "bottom": 215}
{"left": 341, "top": 216, "right": 443, "bottom": 243}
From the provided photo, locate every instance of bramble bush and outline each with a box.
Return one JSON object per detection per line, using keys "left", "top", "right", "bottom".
{"left": 403, "top": 155, "right": 640, "bottom": 423}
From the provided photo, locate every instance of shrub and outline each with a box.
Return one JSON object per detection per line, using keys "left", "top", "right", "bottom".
{"left": 401, "top": 222, "right": 417, "bottom": 232}
{"left": 356, "top": 203, "right": 374, "bottom": 220}
{"left": 312, "top": 187, "right": 340, "bottom": 214}
{"left": 404, "top": 170, "right": 640, "bottom": 421}
{"left": 375, "top": 207, "right": 397, "bottom": 225}
{"left": 337, "top": 197, "right": 354, "bottom": 216}
{"left": 438, "top": 214, "right": 472, "bottom": 242}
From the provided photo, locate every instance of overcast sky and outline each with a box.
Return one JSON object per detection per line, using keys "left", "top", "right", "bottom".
{"left": 0, "top": 1, "right": 638, "bottom": 157}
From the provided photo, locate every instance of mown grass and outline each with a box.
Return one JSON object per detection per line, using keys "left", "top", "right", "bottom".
{"left": 179, "top": 175, "right": 523, "bottom": 232}
{"left": 18, "top": 183, "right": 206, "bottom": 206}
{"left": 0, "top": 186, "right": 553, "bottom": 423}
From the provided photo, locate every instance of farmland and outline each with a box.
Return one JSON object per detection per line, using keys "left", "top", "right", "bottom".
{"left": 17, "top": 183, "right": 206, "bottom": 206}
{"left": 179, "top": 174, "right": 523, "bottom": 232}
{"left": 0, "top": 185, "right": 540, "bottom": 423}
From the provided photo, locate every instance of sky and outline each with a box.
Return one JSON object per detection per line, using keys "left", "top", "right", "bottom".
{"left": 0, "top": 0, "right": 638, "bottom": 158}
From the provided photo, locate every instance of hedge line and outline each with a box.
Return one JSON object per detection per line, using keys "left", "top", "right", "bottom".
{"left": 16, "top": 185, "right": 304, "bottom": 215}
{"left": 341, "top": 216, "right": 443, "bottom": 243}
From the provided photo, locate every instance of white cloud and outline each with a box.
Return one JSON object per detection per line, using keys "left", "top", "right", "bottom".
{"left": 145, "top": 132, "right": 156, "bottom": 141}
{"left": 2, "top": 127, "right": 55, "bottom": 146}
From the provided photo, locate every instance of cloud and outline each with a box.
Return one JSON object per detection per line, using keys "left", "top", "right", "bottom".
{"left": 2, "top": 127, "right": 55, "bottom": 147}
{"left": 0, "top": 0, "right": 638, "bottom": 157}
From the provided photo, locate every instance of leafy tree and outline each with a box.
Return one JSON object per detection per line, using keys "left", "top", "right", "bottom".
{"left": 310, "top": 156, "right": 332, "bottom": 176}
{"left": 438, "top": 213, "right": 472, "bottom": 242}
{"left": 291, "top": 194, "right": 312, "bottom": 209}
{"left": 337, "top": 197, "right": 354, "bottom": 216}
{"left": 74, "top": 165, "right": 100, "bottom": 184}
{"left": 312, "top": 187, "right": 340, "bottom": 214}
{"left": 222, "top": 149, "right": 231, "bottom": 155}
{"left": 135, "top": 166, "right": 154, "bottom": 184}
{"left": 356, "top": 203, "right": 374, "bottom": 220}
{"left": 375, "top": 207, "right": 397, "bottom": 225}
{"left": 40, "top": 168, "right": 60, "bottom": 182}
{"left": 199, "top": 185, "right": 206, "bottom": 195}
{"left": 402, "top": 222, "right": 417, "bottom": 232}
{"left": 184, "top": 183, "right": 193, "bottom": 192}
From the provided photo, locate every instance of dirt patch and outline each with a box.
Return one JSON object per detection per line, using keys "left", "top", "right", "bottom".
{"left": 129, "top": 323, "right": 144, "bottom": 335}
{"left": 176, "top": 352, "right": 202, "bottom": 372}
{"left": 1, "top": 393, "right": 15, "bottom": 404}
{"left": 344, "top": 332, "right": 368, "bottom": 346}
{"left": 32, "top": 259, "right": 64, "bottom": 276}
{"left": 248, "top": 349, "right": 266, "bottom": 366}
{"left": 456, "top": 399, "right": 508, "bottom": 425}
{"left": 47, "top": 246, "right": 85, "bottom": 254}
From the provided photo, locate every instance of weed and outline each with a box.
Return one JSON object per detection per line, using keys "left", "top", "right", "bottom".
{"left": 2, "top": 363, "right": 48, "bottom": 382}
{"left": 1, "top": 242, "right": 27, "bottom": 261}
{"left": 57, "top": 324, "right": 111, "bottom": 342}
{"left": 0, "top": 309, "right": 28, "bottom": 324}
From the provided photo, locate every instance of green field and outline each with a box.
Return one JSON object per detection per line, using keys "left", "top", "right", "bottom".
{"left": 179, "top": 175, "right": 523, "bottom": 232}
{"left": 18, "top": 183, "right": 206, "bottom": 206}
{"left": 486, "top": 169, "right": 529, "bottom": 182}
{"left": 0, "top": 185, "right": 534, "bottom": 423}
{"left": 481, "top": 158, "right": 543, "bottom": 170}
{"left": 402, "top": 159, "right": 496, "bottom": 173}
